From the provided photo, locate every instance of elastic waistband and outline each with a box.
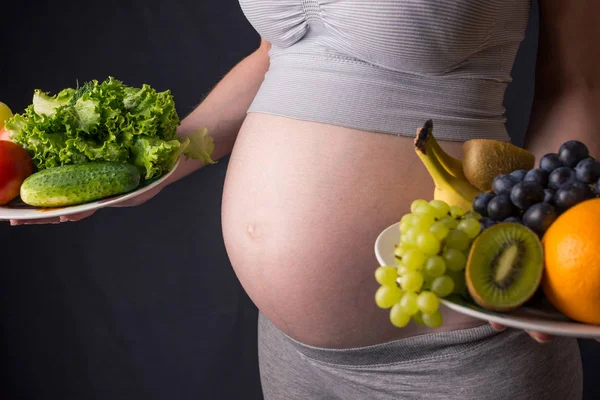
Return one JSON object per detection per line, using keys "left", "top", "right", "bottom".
{"left": 249, "top": 53, "right": 511, "bottom": 142}
{"left": 274, "top": 318, "right": 502, "bottom": 366}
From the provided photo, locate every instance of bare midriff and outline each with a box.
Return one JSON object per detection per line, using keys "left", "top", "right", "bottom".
{"left": 221, "top": 113, "right": 484, "bottom": 349}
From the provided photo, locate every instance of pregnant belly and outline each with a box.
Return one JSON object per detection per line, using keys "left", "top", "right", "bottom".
{"left": 221, "top": 113, "right": 483, "bottom": 348}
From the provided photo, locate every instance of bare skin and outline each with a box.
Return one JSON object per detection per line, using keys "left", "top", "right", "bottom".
{"left": 9, "top": 0, "right": 600, "bottom": 344}
{"left": 222, "top": 113, "right": 484, "bottom": 347}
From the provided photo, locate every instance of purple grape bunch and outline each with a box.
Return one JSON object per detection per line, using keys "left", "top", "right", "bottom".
{"left": 473, "top": 140, "right": 598, "bottom": 237}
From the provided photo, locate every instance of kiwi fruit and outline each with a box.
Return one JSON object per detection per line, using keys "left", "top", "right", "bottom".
{"left": 463, "top": 140, "right": 535, "bottom": 192}
{"left": 465, "top": 222, "right": 544, "bottom": 312}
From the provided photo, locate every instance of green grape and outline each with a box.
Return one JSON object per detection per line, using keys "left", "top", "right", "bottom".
{"left": 417, "top": 291, "right": 440, "bottom": 314}
{"left": 416, "top": 232, "right": 441, "bottom": 255}
{"left": 445, "top": 229, "right": 470, "bottom": 251}
{"left": 450, "top": 205, "right": 466, "bottom": 218}
{"left": 401, "top": 271, "right": 424, "bottom": 292}
{"left": 399, "top": 220, "right": 412, "bottom": 234}
{"left": 429, "top": 199, "right": 450, "bottom": 219}
{"left": 375, "top": 266, "right": 399, "bottom": 286}
{"left": 412, "top": 311, "right": 425, "bottom": 326}
{"left": 401, "top": 242, "right": 416, "bottom": 252}
{"left": 375, "top": 285, "right": 404, "bottom": 309}
{"left": 400, "top": 213, "right": 415, "bottom": 226}
{"left": 422, "top": 310, "right": 443, "bottom": 328}
{"left": 390, "top": 304, "right": 411, "bottom": 328}
{"left": 414, "top": 203, "right": 436, "bottom": 217}
{"left": 457, "top": 218, "right": 482, "bottom": 239}
{"left": 399, "top": 214, "right": 418, "bottom": 233}
{"left": 431, "top": 275, "right": 455, "bottom": 297}
{"left": 446, "top": 270, "right": 467, "bottom": 295}
{"left": 440, "top": 215, "right": 459, "bottom": 229}
{"left": 397, "top": 264, "right": 412, "bottom": 276}
{"left": 429, "top": 221, "right": 450, "bottom": 241}
{"left": 412, "top": 213, "right": 436, "bottom": 231}
{"left": 399, "top": 291, "right": 419, "bottom": 315}
{"left": 424, "top": 256, "right": 446, "bottom": 277}
{"left": 403, "top": 249, "right": 426, "bottom": 270}
{"left": 410, "top": 199, "right": 430, "bottom": 214}
{"left": 463, "top": 211, "right": 482, "bottom": 221}
{"left": 393, "top": 246, "right": 403, "bottom": 259}
{"left": 401, "top": 227, "right": 419, "bottom": 245}
{"left": 393, "top": 243, "right": 413, "bottom": 258}
{"left": 422, "top": 276, "right": 434, "bottom": 291}
{"left": 443, "top": 248, "right": 467, "bottom": 272}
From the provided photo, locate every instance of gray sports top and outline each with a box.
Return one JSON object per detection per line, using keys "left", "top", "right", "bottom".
{"left": 239, "top": 0, "right": 531, "bottom": 141}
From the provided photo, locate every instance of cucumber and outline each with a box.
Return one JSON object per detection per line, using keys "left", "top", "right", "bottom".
{"left": 20, "top": 161, "right": 141, "bottom": 207}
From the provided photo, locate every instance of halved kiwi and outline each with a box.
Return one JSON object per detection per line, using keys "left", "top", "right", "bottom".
{"left": 465, "top": 223, "right": 544, "bottom": 312}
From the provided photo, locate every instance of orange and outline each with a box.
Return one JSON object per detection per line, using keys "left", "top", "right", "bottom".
{"left": 542, "top": 198, "right": 600, "bottom": 325}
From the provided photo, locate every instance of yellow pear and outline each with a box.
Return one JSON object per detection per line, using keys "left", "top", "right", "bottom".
{"left": 0, "top": 101, "right": 13, "bottom": 130}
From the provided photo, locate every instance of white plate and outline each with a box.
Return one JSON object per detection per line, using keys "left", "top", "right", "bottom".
{"left": 374, "top": 221, "right": 600, "bottom": 339}
{"left": 0, "top": 159, "right": 179, "bottom": 221}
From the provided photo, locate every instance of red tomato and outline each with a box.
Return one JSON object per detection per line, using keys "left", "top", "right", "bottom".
{"left": 0, "top": 126, "right": 12, "bottom": 142}
{"left": 0, "top": 141, "right": 34, "bottom": 205}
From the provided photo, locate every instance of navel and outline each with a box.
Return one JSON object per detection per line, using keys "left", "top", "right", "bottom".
{"left": 247, "top": 223, "right": 262, "bottom": 240}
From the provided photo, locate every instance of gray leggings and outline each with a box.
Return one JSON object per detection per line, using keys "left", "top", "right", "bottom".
{"left": 258, "top": 313, "right": 583, "bottom": 399}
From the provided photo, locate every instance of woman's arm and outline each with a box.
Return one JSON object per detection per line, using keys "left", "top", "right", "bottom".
{"left": 167, "top": 38, "right": 272, "bottom": 184}
{"left": 497, "top": 0, "right": 600, "bottom": 343}
{"left": 524, "top": 0, "right": 600, "bottom": 159}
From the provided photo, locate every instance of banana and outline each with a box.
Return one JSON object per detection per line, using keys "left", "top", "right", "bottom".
{"left": 414, "top": 120, "right": 482, "bottom": 210}
{"left": 429, "top": 138, "right": 465, "bottom": 179}
{"left": 417, "top": 120, "right": 465, "bottom": 179}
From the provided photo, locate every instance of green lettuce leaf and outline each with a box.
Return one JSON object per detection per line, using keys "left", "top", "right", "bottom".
{"left": 4, "top": 76, "right": 205, "bottom": 181}
{"left": 32, "top": 88, "right": 75, "bottom": 116}
{"left": 130, "top": 135, "right": 181, "bottom": 180}
{"left": 73, "top": 96, "right": 101, "bottom": 132}
{"left": 178, "top": 127, "right": 217, "bottom": 165}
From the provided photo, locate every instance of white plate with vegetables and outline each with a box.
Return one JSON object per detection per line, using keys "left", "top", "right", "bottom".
{"left": 374, "top": 221, "right": 600, "bottom": 339}
{"left": 0, "top": 159, "right": 180, "bottom": 220}
{"left": 0, "top": 77, "right": 215, "bottom": 221}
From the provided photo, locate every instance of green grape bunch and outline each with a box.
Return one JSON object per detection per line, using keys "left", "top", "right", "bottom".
{"left": 374, "top": 199, "right": 482, "bottom": 329}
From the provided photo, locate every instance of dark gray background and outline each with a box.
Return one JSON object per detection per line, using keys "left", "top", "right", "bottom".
{"left": 0, "top": 1, "right": 597, "bottom": 399}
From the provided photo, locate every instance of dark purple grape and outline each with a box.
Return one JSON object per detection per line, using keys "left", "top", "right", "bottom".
{"left": 596, "top": 178, "right": 600, "bottom": 196}
{"left": 554, "top": 182, "right": 594, "bottom": 212}
{"left": 509, "top": 169, "right": 528, "bottom": 181}
{"left": 523, "top": 203, "right": 559, "bottom": 236}
{"left": 487, "top": 194, "right": 517, "bottom": 221}
{"left": 558, "top": 140, "right": 589, "bottom": 168}
{"left": 543, "top": 188, "right": 555, "bottom": 204}
{"left": 504, "top": 216, "right": 521, "bottom": 223}
{"left": 548, "top": 167, "right": 576, "bottom": 190}
{"left": 472, "top": 193, "right": 496, "bottom": 217}
{"left": 523, "top": 168, "right": 549, "bottom": 187}
{"left": 480, "top": 217, "right": 497, "bottom": 230}
{"left": 492, "top": 174, "right": 520, "bottom": 195}
{"left": 539, "top": 153, "right": 563, "bottom": 173}
{"left": 574, "top": 157, "right": 600, "bottom": 184}
{"left": 510, "top": 181, "right": 545, "bottom": 210}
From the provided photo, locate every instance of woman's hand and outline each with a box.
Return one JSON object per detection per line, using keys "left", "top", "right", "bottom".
{"left": 7, "top": 183, "right": 164, "bottom": 226}
{"left": 489, "top": 322, "right": 553, "bottom": 344}
{"left": 489, "top": 322, "right": 600, "bottom": 343}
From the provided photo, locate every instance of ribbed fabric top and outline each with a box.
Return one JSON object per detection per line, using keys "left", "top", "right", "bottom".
{"left": 239, "top": 0, "right": 531, "bottom": 141}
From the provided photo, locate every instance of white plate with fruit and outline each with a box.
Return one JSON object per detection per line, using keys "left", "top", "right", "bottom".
{"left": 371, "top": 121, "right": 600, "bottom": 338}
{"left": 0, "top": 79, "right": 215, "bottom": 221}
